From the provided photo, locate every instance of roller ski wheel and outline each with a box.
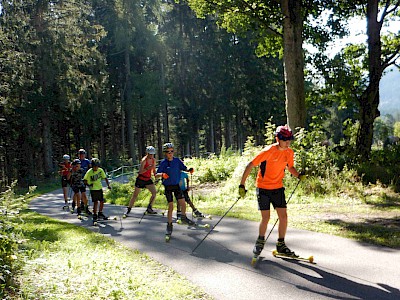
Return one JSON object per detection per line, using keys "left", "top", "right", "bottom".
{"left": 62, "top": 205, "right": 69, "bottom": 211}
{"left": 165, "top": 234, "right": 171, "bottom": 242}
{"left": 251, "top": 254, "right": 262, "bottom": 267}
{"left": 272, "top": 250, "right": 314, "bottom": 263}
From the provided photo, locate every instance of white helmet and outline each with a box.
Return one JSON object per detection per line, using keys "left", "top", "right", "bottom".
{"left": 162, "top": 142, "right": 174, "bottom": 152}
{"left": 63, "top": 154, "right": 70, "bottom": 160}
{"left": 146, "top": 146, "right": 156, "bottom": 155}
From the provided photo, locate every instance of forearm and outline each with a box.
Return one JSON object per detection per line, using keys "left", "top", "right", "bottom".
{"left": 240, "top": 162, "right": 254, "bottom": 185}
{"left": 288, "top": 166, "right": 300, "bottom": 178}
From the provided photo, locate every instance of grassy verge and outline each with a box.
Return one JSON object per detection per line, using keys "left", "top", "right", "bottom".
{"left": 11, "top": 210, "right": 212, "bottom": 300}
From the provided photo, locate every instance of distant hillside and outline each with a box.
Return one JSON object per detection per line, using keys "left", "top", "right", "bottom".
{"left": 379, "top": 68, "right": 400, "bottom": 117}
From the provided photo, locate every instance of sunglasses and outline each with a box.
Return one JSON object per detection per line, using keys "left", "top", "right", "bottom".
{"left": 279, "top": 137, "right": 294, "bottom": 141}
{"left": 165, "top": 150, "right": 174, "bottom": 154}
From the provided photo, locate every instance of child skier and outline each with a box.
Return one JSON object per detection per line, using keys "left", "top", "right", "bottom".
{"left": 177, "top": 170, "right": 205, "bottom": 219}
{"left": 83, "top": 158, "right": 111, "bottom": 224}
{"left": 69, "top": 159, "right": 92, "bottom": 216}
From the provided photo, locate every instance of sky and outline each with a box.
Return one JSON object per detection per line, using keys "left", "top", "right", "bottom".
{"left": 318, "top": 17, "right": 400, "bottom": 116}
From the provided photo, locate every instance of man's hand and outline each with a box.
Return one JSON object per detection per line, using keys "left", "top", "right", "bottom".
{"left": 162, "top": 173, "right": 169, "bottom": 179}
{"left": 188, "top": 167, "right": 194, "bottom": 174}
{"left": 239, "top": 184, "right": 247, "bottom": 198}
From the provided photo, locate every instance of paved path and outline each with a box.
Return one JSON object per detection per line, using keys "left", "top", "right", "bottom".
{"left": 29, "top": 189, "right": 400, "bottom": 300}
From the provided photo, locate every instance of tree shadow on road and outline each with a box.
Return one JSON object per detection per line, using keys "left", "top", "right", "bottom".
{"left": 275, "top": 260, "right": 400, "bottom": 300}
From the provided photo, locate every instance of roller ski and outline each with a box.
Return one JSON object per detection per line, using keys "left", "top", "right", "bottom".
{"left": 165, "top": 223, "right": 173, "bottom": 242}
{"left": 193, "top": 209, "right": 212, "bottom": 220}
{"left": 77, "top": 213, "right": 88, "bottom": 221}
{"left": 62, "top": 203, "right": 69, "bottom": 211}
{"left": 177, "top": 216, "right": 211, "bottom": 229}
{"left": 272, "top": 250, "right": 314, "bottom": 263}
{"left": 97, "top": 211, "right": 117, "bottom": 221}
{"left": 251, "top": 237, "right": 265, "bottom": 267}
{"left": 272, "top": 240, "right": 314, "bottom": 263}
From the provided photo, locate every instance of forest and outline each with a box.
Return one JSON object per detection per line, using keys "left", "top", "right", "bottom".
{"left": 1, "top": 0, "right": 400, "bottom": 189}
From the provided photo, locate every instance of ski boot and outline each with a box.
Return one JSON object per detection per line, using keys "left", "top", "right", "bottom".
{"left": 70, "top": 201, "right": 76, "bottom": 214}
{"left": 123, "top": 207, "right": 131, "bottom": 218}
{"left": 85, "top": 205, "right": 92, "bottom": 216}
{"left": 146, "top": 205, "right": 157, "bottom": 215}
{"left": 62, "top": 202, "right": 69, "bottom": 211}
{"left": 179, "top": 215, "right": 195, "bottom": 226}
{"left": 165, "top": 223, "right": 173, "bottom": 242}
{"left": 92, "top": 213, "right": 98, "bottom": 226}
{"left": 193, "top": 209, "right": 205, "bottom": 218}
{"left": 251, "top": 237, "right": 265, "bottom": 266}
{"left": 176, "top": 210, "right": 182, "bottom": 222}
{"left": 98, "top": 211, "right": 108, "bottom": 220}
{"left": 80, "top": 201, "right": 85, "bottom": 212}
{"left": 276, "top": 240, "right": 298, "bottom": 258}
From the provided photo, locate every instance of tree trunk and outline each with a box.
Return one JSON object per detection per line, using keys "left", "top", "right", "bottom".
{"left": 210, "top": 116, "right": 215, "bottom": 153}
{"left": 42, "top": 111, "right": 53, "bottom": 177}
{"left": 124, "top": 48, "right": 136, "bottom": 162}
{"left": 356, "top": 0, "right": 382, "bottom": 160}
{"left": 281, "top": 0, "right": 306, "bottom": 130}
{"left": 156, "top": 109, "right": 163, "bottom": 157}
{"left": 160, "top": 63, "right": 169, "bottom": 142}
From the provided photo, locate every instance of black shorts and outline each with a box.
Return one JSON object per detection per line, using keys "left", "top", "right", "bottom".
{"left": 164, "top": 185, "right": 183, "bottom": 203}
{"left": 61, "top": 176, "right": 69, "bottom": 188}
{"left": 135, "top": 177, "right": 154, "bottom": 189}
{"left": 256, "top": 187, "right": 286, "bottom": 210}
{"left": 90, "top": 189, "right": 104, "bottom": 202}
{"left": 72, "top": 185, "right": 86, "bottom": 194}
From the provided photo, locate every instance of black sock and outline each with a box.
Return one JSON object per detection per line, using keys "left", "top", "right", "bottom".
{"left": 258, "top": 236, "right": 265, "bottom": 240}
{"left": 278, "top": 238, "right": 284, "bottom": 242}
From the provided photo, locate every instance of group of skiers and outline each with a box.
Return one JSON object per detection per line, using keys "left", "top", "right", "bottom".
{"left": 59, "top": 149, "right": 111, "bottom": 224}
{"left": 59, "top": 124, "right": 306, "bottom": 257}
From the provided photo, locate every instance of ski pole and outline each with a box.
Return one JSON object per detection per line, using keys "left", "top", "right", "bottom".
{"left": 138, "top": 208, "right": 147, "bottom": 224}
{"left": 265, "top": 180, "right": 301, "bottom": 243}
{"left": 192, "top": 196, "right": 241, "bottom": 253}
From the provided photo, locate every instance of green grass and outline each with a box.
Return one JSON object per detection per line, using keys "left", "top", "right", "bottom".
{"left": 11, "top": 211, "right": 212, "bottom": 300}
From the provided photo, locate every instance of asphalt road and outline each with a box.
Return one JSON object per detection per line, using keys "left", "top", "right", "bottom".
{"left": 29, "top": 188, "right": 400, "bottom": 300}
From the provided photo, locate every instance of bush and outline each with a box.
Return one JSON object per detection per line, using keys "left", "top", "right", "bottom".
{"left": 0, "top": 181, "right": 31, "bottom": 298}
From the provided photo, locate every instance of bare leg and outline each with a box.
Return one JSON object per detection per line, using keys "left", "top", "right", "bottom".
{"left": 276, "top": 208, "right": 288, "bottom": 239}
{"left": 259, "top": 210, "right": 271, "bottom": 237}
{"left": 146, "top": 184, "right": 157, "bottom": 207}
{"left": 167, "top": 202, "right": 174, "bottom": 223}
{"left": 63, "top": 187, "right": 68, "bottom": 203}
{"left": 128, "top": 187, "right": 141, "bottom": 208}
{"left": 178, "top": 198, "right": 186, "bottom": 215}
